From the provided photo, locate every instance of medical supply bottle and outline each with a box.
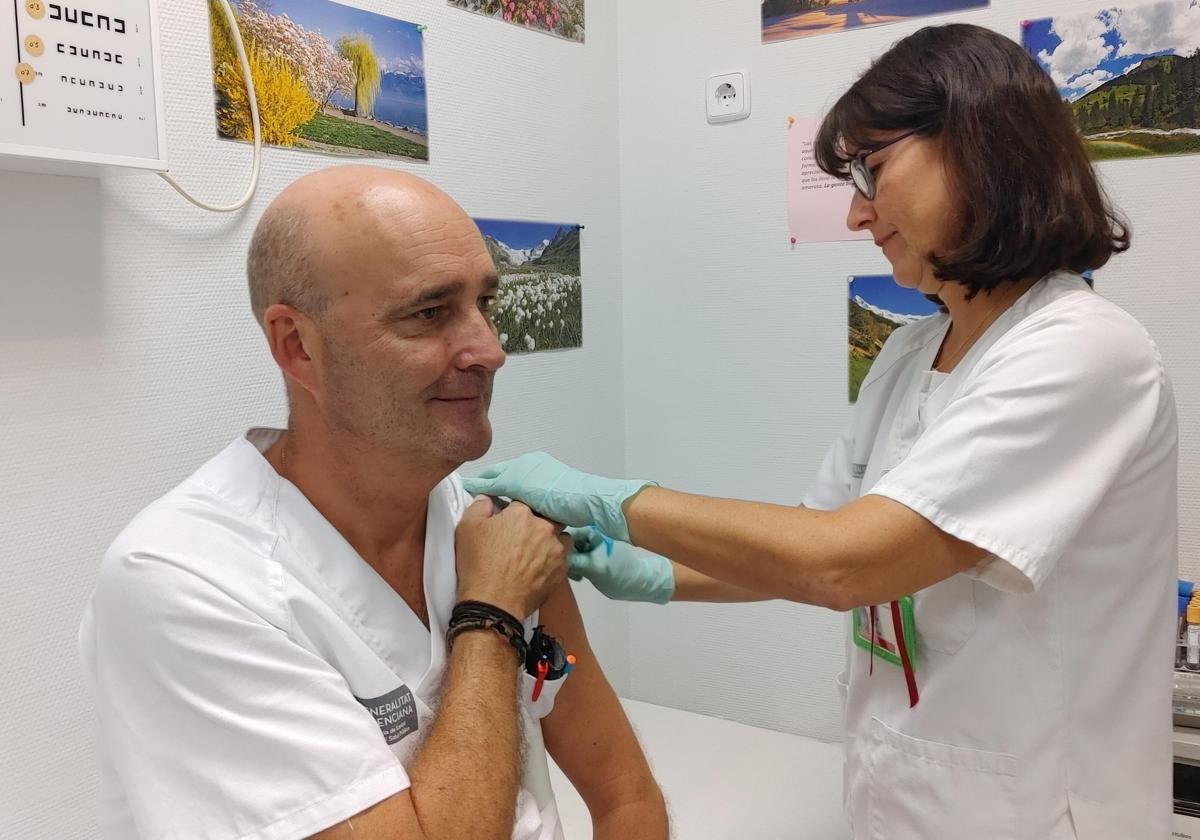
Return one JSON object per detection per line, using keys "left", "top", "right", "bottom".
{"left": 1187, "top": 595, "right": 1200, "bottom": 672}
{"left": 1181, "top": 600, "right": 1190, "bottom": 670}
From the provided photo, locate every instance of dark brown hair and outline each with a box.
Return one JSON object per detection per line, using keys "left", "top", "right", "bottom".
{"left": 814, "top": 23, "right": 1130, "bottom": 298}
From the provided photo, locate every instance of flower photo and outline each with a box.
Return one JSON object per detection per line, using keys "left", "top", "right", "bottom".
{"left": 448, "top": 0, "right": 584, "bottom": 43}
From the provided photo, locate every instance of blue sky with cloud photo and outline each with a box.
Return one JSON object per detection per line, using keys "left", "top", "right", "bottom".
{"left": 1023, "top": 0, "right": 1200, "bottom": 101}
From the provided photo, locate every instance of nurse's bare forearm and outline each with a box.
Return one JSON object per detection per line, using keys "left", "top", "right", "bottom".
{"left": 626, "top": 490, "right": 848, "bottom": 606}
{"left": 625, "top": 488, "right": 985, "bottom": 610}
{"left": 671, "top": 562, "right": 776, "bottom": 602}
{"left": 406, "top": 630, "right": 522, "bottom": 839}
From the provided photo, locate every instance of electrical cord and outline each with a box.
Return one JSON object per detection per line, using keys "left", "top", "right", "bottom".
{"left": 156, "top": 0, "right": 261, "bottom": 212}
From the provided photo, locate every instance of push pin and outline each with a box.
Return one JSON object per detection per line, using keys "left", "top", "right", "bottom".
{"left": 787, "top": 116, "right": 796, "bottom": 127}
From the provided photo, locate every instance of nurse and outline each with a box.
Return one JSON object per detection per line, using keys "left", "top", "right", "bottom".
{"left": 465, "top": 23, "right": 1178, "bottom": 840}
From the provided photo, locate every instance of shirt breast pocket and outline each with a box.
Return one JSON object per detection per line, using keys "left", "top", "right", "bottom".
{"left": 913, "top": 574, "right": 976, "bottom": 656}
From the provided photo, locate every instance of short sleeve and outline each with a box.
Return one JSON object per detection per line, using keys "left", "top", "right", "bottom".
{"left": 869, "top": 306, "right": 1166, "bottom": 594}
{"left": 86, "top": 551, "right": 410, "bottom": 840}
{"left": 804, "top": 418, "right": 856, "bottom": 511}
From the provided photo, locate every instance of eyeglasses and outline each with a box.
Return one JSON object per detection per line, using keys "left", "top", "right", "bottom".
{"left": 848, "top": 129, "right": 918, "bottom": 201}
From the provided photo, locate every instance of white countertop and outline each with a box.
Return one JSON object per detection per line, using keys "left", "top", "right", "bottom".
{"left": 548, "top": 698, "right": 850, "bottom": 839}
{"left": 1177, "top": 725, "right": 1200, "bottom": 763}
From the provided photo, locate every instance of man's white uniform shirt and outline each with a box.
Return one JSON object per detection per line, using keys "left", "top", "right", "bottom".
{"left": 80, "top": 428, "right": 565, "bottom": 840}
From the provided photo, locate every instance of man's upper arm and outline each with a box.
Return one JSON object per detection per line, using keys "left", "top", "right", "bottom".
{"left": 537, "top": 580, "right": 662, "bottom": 818}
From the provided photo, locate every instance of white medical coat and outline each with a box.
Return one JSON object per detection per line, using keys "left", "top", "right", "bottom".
{"left": 804, "top": 272, "right": 1176, "bottom": 839}
{"left": 79, "top": 428, "right": 565, "bottom": 840}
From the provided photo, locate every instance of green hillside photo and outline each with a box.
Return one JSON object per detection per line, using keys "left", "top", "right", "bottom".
{"left": 1024, "top": 3, "right": 1200, "bottom": 160}
{"left": 848, "top": 275, "right": 939, "bottom": 403}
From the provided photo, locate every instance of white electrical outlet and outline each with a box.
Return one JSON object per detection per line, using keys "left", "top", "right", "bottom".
{"left": 706, "top": 71, "right": 750, "bottom": 124}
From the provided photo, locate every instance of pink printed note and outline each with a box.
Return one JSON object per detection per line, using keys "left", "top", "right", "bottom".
{"left": 787, "top": 116, "right": 871, "bottom": 245}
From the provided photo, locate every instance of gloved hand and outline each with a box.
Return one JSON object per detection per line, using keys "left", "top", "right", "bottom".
{"left": 566, "top": 527, "right": 675, "bottom": 604}
{"left": 462, "top": 452, "right": 655, "bottom": 542}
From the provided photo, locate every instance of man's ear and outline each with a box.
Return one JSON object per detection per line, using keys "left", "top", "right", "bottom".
{"left": 263, "top": 303, "right": 322, "bottom": 401}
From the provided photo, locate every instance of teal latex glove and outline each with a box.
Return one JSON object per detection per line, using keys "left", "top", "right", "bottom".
{"left": 566, "top": 527, "right": 675, "bottom": 604}
{"left": 463, "top": 452, "right": 655, "bottom": 542}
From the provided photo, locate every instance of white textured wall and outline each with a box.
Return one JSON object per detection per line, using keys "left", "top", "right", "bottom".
{"left": 6, "top": 0, "right": 1200, "bottom": 835}
{"left": 0, "top": 1, "right": 628, "bottom": 836}
{"left": 615, "top": 0, "right": 1200, "bottom": 740}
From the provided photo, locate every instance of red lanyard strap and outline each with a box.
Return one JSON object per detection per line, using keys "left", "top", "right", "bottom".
{"left": 868, "top": 604, "right": 878, "bottom": 677}
{"left": 890, "top": 599, "right": 919, "bottom": 708}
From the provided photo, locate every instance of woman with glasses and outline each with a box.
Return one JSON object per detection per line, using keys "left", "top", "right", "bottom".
{"left": 466, "top": 23, "right": 1176, "bottom": 839}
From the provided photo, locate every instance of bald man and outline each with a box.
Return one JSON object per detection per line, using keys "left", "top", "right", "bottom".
{"left": 80, "top": 166, "right": 667, "bottom": 840}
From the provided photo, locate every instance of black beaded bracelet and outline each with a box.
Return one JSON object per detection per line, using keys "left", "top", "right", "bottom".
{"left": 447, "top": 600, "right": 528, "bottom": 661}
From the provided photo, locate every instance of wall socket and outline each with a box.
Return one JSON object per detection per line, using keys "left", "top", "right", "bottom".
{"left": 706, "top": 72, "right": 750, "bottom": 124}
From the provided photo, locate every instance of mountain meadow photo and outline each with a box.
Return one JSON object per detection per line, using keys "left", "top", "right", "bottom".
{"left": 476, "top": 219, "right": 583, "bottom": 355}
{"left": 848, "top": 275, "right": 939, "bottom": 402}
{"left": 209, "top": 0, "right": 429, "bottom": 161}
{"left": 1024, "top": 0, "right": 1200, "bottom": 160}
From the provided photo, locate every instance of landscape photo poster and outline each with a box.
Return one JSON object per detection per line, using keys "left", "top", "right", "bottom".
{"left": 763, "top": 0, "right": 987, "bottom": 44}
{"left": 475, "top": 219, "right": 583, "bottom": 355}
{"left": 208, "top": 0, "right": 429, "bottom": 161}
{"left": 448, "top": 0, "right": 585, "bottom": 42}
{"left": 1024, "top": 1, "right": 1200, "bottom": 160}
{"left": 848, "top": 275, "right": 939, "bottom": 403}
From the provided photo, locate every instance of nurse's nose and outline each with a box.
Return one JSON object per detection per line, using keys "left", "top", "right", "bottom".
{"left": 846, "top": 189, "right": 876, "bottom": 232}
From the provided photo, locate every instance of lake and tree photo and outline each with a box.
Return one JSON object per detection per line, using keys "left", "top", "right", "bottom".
{"left": 476, "top": 219, "right": 583, "bottom": 355}
{"left": 209, "top": 0, "right": 429, "bottom": 161}
{"left": 1024, "top": 0, "right": 1200, "bottom": 160}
